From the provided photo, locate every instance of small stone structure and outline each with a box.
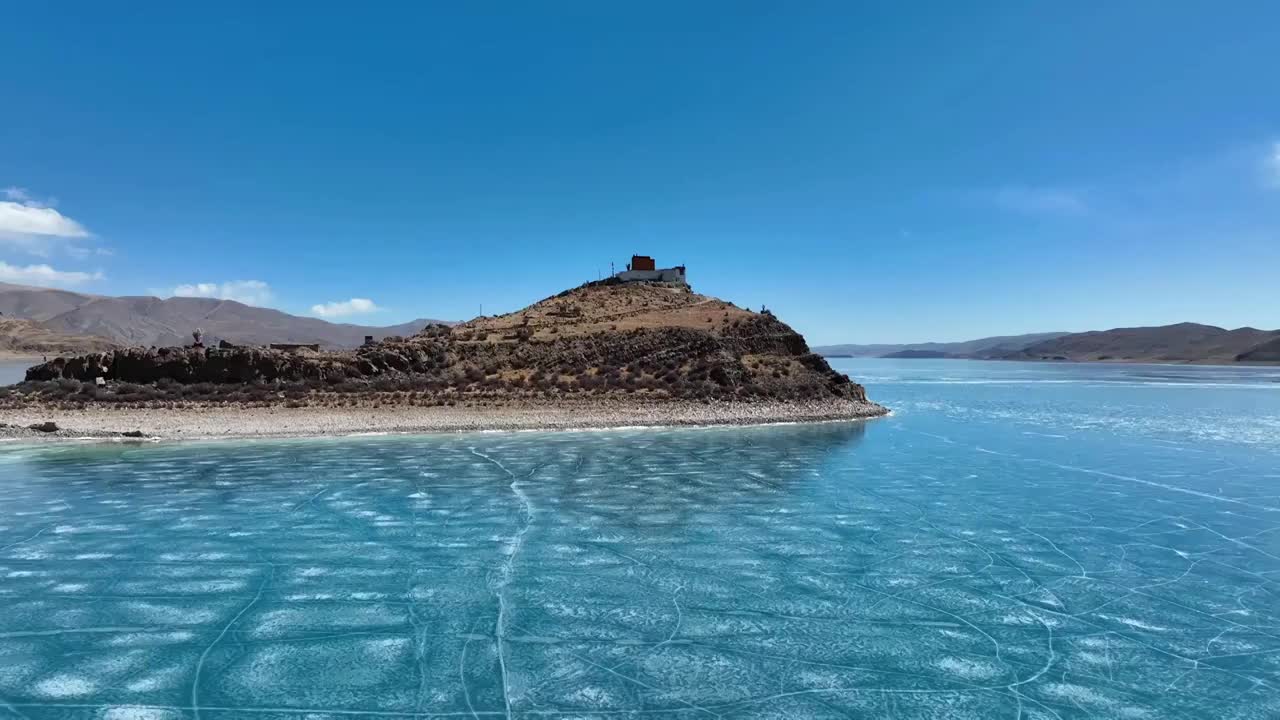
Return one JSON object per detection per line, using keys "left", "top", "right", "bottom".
{"left": 615, "top": 255, "right": 687, "bottom": 284}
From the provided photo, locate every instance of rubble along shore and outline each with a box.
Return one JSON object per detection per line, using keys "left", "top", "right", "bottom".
{"left": 0, "top": 397, "right": 887, "bottom": 442}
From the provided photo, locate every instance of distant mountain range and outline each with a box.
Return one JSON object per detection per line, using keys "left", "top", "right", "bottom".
{"left": 0, "top": 282, "right": 450, "bottom": 350}
{"left": 816, "top": 324, "right": 1280, "bottom": 364}
{"left": 1003, "top": 323, "right": 1280, "bottom": 364}
{"left": 813, "top": 332, "right": 1071, "bottom": 359}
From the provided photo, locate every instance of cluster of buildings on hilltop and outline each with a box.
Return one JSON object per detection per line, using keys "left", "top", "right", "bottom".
{"left": 614, "top": 255, "right": 687, "bottom": 285}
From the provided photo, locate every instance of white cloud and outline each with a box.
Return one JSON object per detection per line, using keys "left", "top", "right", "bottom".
{"left": 989, "top": 186, "right": 1088, "bottom": 215}
{"left": 0, "top": 261, "right": 103, "bottom": 287}
{"left": 311, "top": 298, "right": 382, "bottom": 318}
{"left": 0, "top": 201, "right": 89, "bottom": 238}
{"left": 0, "top": 188, "right": 92, "bottom": 256}
{"left": 168, "top": 280, "right": 274, "bottom": 306}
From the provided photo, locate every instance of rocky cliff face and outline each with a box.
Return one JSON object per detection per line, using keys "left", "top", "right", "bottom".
{"left": 22, "top": 283, "right": 871, "bottom": 405}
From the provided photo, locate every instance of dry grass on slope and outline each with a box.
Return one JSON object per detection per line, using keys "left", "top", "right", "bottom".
{"left": 0, "top": 318, "right": 116, "bottom": 356}
{"left": 457, "top": 281, "right": 755, "bottom": 342}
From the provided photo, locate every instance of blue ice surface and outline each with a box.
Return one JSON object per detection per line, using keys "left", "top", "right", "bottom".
{"left": 0, "top": 358, "right": 1278, "bottom": 719}
{"left": 0, "top": 361, "right": 32, "bottom": 386}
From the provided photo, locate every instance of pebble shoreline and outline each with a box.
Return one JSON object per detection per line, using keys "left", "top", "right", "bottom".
{"left": 0, "top": 398, "right": 889, "bottom": 442}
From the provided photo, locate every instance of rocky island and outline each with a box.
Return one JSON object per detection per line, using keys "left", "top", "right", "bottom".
{"left": 0, "top": 266, "right": 886, "bottom": 439}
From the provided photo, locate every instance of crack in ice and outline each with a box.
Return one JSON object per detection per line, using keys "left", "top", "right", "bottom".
{"left": 469, "top": 447, "right": 535, "bottom": 720}
{"left": 191, "top": 563, "right": 274, "bottom": 720}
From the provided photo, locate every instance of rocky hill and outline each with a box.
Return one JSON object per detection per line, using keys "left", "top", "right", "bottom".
{"left": 1003, "top": 323, "right": 1280, "bottom": 364}
{"left": 0, "top": 282, "right": 446, "bottom": 348}
{"left": 14, "top": 279, "right": 879, "bottom": 414}
{"left": 0, "top": 318, "right": 116, "bottom": 357}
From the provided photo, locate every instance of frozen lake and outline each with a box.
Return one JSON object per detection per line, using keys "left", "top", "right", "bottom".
{"left": 0, "top": 360, "right": 34, "bottom": 386}
{"left": 1, "top": 359, "right": 1278, "bottom": 718}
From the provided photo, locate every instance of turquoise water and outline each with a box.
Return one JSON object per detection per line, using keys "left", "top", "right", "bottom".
{"left": 1, "top": 360, "right": 1278, "bottom": 719}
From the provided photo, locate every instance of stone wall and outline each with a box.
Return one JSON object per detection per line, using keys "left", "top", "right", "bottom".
{"left": 615, "top": 267, "right": 687, "bottom": 284}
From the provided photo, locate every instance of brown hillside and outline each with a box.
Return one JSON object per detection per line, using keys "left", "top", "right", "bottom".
{"left": 1237, "top": 336, "right": 1280, "bottom": 363}
{"left": 0, "top": 317, "right": 117, "bottom": 356}
{"left": 461, "top": 280, "right": 753, "bottom": 340}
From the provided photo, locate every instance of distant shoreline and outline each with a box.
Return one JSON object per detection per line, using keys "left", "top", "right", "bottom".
{"left": 0, "top": 398, "right": 889, "bottom": 443}
{"left": 822, "top": 355, "right": 1280, "bottom": 368}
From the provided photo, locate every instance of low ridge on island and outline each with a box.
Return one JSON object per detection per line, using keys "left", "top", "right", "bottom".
{"left": 0, "top": 258, "right": 886, "bottom": 439}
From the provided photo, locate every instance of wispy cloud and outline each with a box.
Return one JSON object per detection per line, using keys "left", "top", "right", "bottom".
{"left": 311, "top": 298, "right": 382, "bottom": 318}
{"left": 166, "top": 280, "right": 274, "bottom": 306}
{"left": 3, "top": 187, "right": 40, "bottom": 204}
{"left": 65, "top": 246, "right": 116, "bottom": 260}
{"left": 988, "top": 186, "right": 1088, "bottom": 215}
{"left": 0, "top": 261, "right": 103, "bottom": 287}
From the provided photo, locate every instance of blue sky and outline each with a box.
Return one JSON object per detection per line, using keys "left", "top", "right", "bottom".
{"left": 2, "top": 2, "right": 1278, "bottom": 344}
